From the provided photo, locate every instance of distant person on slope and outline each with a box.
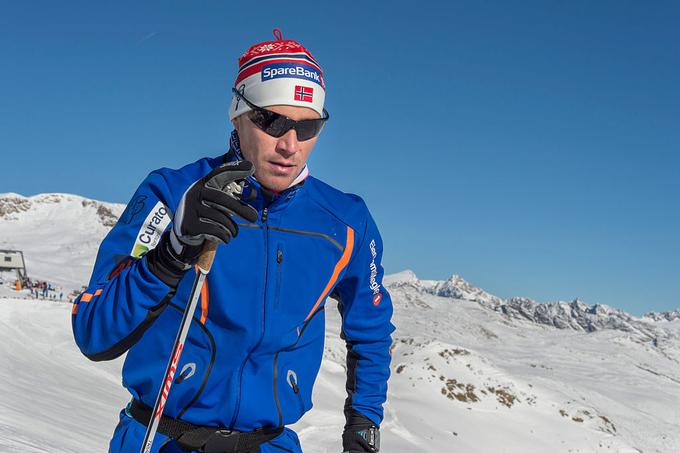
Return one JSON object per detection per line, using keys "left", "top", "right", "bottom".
{"left": 72, "top": 29, "right": 393, "bottom": 453}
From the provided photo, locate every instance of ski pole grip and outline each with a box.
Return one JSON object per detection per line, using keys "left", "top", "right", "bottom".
{"left": 196, "top": 179, "right": 246, "bottom": 274}
{"left": 197, "top": 240, "right": 218, "bottom": 273}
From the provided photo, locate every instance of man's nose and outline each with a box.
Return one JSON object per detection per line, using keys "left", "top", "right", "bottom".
{"left": 276, "top": 128, "right": 299, "bottom": 155}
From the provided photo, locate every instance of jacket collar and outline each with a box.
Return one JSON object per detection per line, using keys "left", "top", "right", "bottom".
{"left": 224, "top": 129, "right": 308, "bottom": 210}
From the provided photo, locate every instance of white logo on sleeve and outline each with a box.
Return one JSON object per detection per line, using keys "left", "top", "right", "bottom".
{"left": 130, "top": 201, "right": 171, "bottom": 258}
{"left": 368, "top": 239, "right": 382, "bottom": 306}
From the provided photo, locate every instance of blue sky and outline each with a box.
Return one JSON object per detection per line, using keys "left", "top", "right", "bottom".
{"left": 1, "top": 1, "right": 678, "bottom": 316}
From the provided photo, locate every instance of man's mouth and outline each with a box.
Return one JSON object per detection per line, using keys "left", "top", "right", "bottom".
{"left": 268, "top": 161, "right": 296, "bottom": 174}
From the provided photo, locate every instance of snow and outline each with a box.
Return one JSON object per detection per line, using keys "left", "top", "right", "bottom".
{"left": 0, "top": 298, "right": 127, "bottom": 452}
{"left": 1, "top": 193, "right": 679, "bottom": 452}
{"left": 0, "top": 192, "right": 123, "bottom": 292}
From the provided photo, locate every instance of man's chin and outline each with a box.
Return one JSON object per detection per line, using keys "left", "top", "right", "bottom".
{"left": 257, "top": 174, "right": 294, "bottom": 193}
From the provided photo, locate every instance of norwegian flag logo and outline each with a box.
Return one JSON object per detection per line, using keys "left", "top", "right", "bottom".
{"left": 294, "top": 85, "right": 313, "bottom": 102}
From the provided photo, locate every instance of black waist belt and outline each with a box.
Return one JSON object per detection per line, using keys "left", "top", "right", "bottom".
{"left": 129, "top": 399, "right": 284, "bottom": 453}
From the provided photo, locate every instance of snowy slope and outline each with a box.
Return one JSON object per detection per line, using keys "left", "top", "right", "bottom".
{"left": 0, "top": 298, "right": 127, "bottom": 452}
{"left": 1, "top": 193, "right": 679, "bottom": 452}
{"left": 0, "top": 192, "right": 124, "bottom": 292}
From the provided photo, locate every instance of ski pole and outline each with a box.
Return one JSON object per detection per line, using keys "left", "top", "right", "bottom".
{"left": 140, "top": 240, "right": 218, "bottom": 453}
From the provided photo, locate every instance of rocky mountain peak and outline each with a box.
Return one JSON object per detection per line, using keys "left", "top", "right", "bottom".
{"left": 0, "top": 192, "right": 121, "bottom": 227}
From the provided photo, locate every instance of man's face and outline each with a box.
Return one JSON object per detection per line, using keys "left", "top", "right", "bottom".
{"left": 232, "top": 104, "right": 320, "bottom": 193}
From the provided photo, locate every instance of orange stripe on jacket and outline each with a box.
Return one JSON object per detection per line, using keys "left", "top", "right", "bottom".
{"left": 75, "top": 289, "right": 103, "bottom": 314}
{"left": 74, "top": 288, "right": 102, "bottom": 314}
{"left": 303, "top": 226, "right": 355, "bottom": 322}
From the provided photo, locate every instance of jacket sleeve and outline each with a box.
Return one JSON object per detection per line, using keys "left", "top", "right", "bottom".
{"left": 333, "top": 205, "right": 395, "bottom": 427}
{"left": 71, "top": 170, "right": 177, "bottom": 361}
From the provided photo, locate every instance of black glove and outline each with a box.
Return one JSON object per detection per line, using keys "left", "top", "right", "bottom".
{"left": 342, "top": 411, "right": 380, "bottom": 453}
{"left": 146, "top": 160, "right": 258, "bottom": 287}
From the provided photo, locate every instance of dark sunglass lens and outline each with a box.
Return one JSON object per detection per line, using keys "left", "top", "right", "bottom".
{"left": 259, "top": 115, "right": 287, "bottom": 137}
{"left": 248, "top": 109, "right": 283, "bottom": 135}
{"left": 248, "top": 110, "right": 266, "bottom": 128}
{"left": 295, "top": 120, "right": 323, "bottom": 141}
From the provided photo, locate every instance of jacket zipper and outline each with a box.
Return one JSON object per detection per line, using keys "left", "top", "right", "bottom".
{"left": 275, "top": 247, "right": 283, "bottom": 307}
{"left": 229, "top": 206, "right": 270, "bottom": 429}
{"left": 165, "top": 302, "right": 217, "bottom": 419}
{"left": 273, "top": 351, "right": 283, "bottom": 426}
{"left": 272, "top": 305, "right": 326, "bottom": 425}
{"left": 288, "top": 371, "right": 305, "bottom": 415}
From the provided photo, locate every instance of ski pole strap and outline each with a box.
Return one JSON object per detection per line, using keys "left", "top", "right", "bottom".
{"left": 129, "top": 400, "right": 284, "bottom": 452}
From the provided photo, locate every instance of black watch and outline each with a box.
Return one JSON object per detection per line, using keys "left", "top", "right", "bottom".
{"left": 355, "top": 425, "right": 380, "bottom": 452}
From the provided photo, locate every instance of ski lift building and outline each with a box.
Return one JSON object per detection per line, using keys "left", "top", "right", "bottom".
{"left": 0, "top": 250, "right": 28, "bottom": 278}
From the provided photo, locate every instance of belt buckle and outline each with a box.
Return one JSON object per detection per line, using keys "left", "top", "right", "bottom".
{"left": 202, "top": 428, "right": 238, "bottom": 453}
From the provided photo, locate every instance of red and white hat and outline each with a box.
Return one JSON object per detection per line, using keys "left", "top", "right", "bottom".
{"left": 228, "top": 29, "right": 326, "bottom": 121}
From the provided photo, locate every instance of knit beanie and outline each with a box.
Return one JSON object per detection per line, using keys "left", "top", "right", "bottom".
{"left": 228, "top": 29, "right": 325, "bottom": 120}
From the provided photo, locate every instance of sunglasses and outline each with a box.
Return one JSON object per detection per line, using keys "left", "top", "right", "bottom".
{"left": 232, "top": 87, "right": 329, "bottom": 141}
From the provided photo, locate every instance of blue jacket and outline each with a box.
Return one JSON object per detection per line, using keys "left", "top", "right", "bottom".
{"left": 71, "top": 150, "right": 395, "bottom": 432}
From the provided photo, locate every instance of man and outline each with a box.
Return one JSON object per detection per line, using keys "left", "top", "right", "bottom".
{"left": 72, "top": 30, "right": 394, "bottom": 453}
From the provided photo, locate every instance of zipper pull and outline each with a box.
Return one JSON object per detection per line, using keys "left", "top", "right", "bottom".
{"left": 277, "top": 249, "right": 283, "bottom": 264}
{"left": 287, "top": 370, "right": 299, "bottom": 393}
{"left": 262, "top": 207, "right": 268, "bottom": 222}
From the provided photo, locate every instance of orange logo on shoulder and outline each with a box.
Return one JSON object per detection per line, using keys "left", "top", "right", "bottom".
{"left": 373, "top": 293, "right": 382, "bottom": 306}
